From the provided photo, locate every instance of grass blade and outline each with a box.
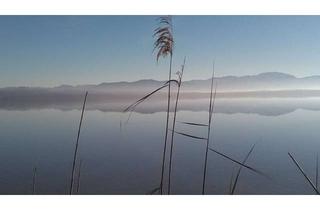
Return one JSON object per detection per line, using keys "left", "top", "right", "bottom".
{"left": 160, "top": 59, "right": 171, "bottom": 195}
{"left": 76, "top": 159, "right": 83, "bottom": 194}
{"left": 123, "top": 80, "right": 178, "bottom": 113}
{"left": 288, "top": 152, "right": 320, "bottom": 194}
{"left": 32, "top": 167, "right": 37, "bottom": 195}
{"left": 209, "top": 148, "right": 266, "bottom": 177}
{"left": 202, "top": 60, "right": 216, "bottom": 195}
{"left": 168, "top": 57, "right": 186, "bottom": 194}
{"left": 231, "top": 143, "right": 256, "bottom": 194}
{"left": 316, "top": 153, "right": 318, "bottom": 190}
{"left": 146, "top": 186, "right": 161, "bottom": 195}
{"left": 69, "top": 91, "right": 88, "bottom": 195}
{"left": 170, "top": 129, "right": 207, "bottom": 141}
{"left": 228, "top": 167, "right": 235, "bottom": 195}
{"left": 153, "top": 16, "right": 174, "bottom": 194}
{"left": 178, "top": 121, "right": 208, "bottom": 127}
{"left": 123, "top": 84, "right": 167, "bottom": 112}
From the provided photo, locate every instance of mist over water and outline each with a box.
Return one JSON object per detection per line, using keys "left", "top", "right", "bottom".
{"left": 0, "top": 97, "right": 320, "bottom": 194}
{"left": 2, "top": 14, "right": 320, "bottom": 197}
{"left": 3, "top": 96, "right": 320, "bottom": 116}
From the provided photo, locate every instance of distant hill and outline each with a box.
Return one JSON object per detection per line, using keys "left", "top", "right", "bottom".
{"left": 56, "top": 72, "right": 320, "bottom": 92}
{"left": 181, "top": 72, "right": 320, "bottom": 91}
{"left": 2, "top": 72, "right": 320, "bottom": 103}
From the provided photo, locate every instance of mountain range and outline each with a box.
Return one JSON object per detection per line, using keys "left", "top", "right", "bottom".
{"left": 2, "top": 72, "right": 320, "bottom": 103}
{"left": 55, "top": 72, "right": 320, "bottom": 92}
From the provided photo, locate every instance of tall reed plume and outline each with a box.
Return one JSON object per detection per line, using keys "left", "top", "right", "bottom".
{"left": 153, "top": 15, "right": 174, "bottom": 195}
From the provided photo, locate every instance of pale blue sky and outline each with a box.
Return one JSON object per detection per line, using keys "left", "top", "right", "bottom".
{"left": 1, "top": 16, "right": 320, "bottom": 87}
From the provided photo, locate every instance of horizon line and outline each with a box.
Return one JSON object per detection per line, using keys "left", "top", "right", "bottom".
{"left": 3, "top": 71, "right": 320, "bottom": 89}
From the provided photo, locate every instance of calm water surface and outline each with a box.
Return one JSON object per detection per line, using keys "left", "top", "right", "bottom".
{"left": 1, "top": 98, "right": 320, "bottom": 194}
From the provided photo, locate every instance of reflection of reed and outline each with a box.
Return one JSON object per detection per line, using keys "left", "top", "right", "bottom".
{"left": 5, "top": 97, "right": 319, "bottom": 117}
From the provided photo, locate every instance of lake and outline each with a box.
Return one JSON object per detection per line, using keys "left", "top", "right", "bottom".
{"left": 1, "top": 97, "right": 320, "bottom": 194}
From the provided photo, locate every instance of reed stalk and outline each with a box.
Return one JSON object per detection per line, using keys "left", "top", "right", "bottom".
{"left": 230, "top": 143, "right": 256, "bottom": 194}
{"left": 316, "top": 153, "right": 318, "bottom": 190}
{"left": 288, "top": 152, "right": 319, "bottom": 194}
{"left": 153, "top": 16, "right": 174, "bottom": 195}
{"left": 209, "top": 148, "right": 267, "bottom": 177}
{"left": 228, "top": 167, "right": 235, "bottom": 194}
{"left": 168, "top": 57, "right": 186, "bottom": 194}
{"left": 76, "top": 159, "right": 83, "bottom": 194}
{"left": 32, "top": 167, "right": 37, "bottom": 195}
{"left": 202, "top": 61, "right": 217, "bottom": 195}
{"left": 69, "top": 91, "right": 88, "bottom": 195}
{"left": 160, "top": 54, "right": 172, "bottom": 194}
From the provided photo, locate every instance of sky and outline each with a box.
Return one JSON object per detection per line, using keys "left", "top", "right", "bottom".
{"left": 1, "top": 15, "right": 320, "bottom": 87}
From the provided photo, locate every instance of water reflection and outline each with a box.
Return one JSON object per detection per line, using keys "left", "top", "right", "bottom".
{"left": 1, "top": 97, "right": 320, "bottom": 116}
{"left": 0, "top": 98, "right": 319, "bottom": 194}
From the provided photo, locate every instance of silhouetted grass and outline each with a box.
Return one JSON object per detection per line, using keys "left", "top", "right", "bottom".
{"left": 69, "top": 91, "right": 88, "bottom": 195}
{"left": 178, "top": 121, "right": 208, "bottom": 127}
{"left": 153, "top": 15, "right": 174, "bottom": 195}
{"left": 316, "top": 153, "right": 318, "bottom": 190}
{"left": 202, "top": 61, "right": 217, "bottom": 194}
{"left": 288, "top": 152, "right": 320, "bottom": 194}
{"left": 168, "top": 57, "right": 186, "bottom": 194}
{"left": 170, "top": 129, "right": 207, "bottom": 141}
{"left": 123, "top": 80, "right": 178, "bottom": 114}
{"left": 228, "top": 167, "right": 235, "bottom": 194}
{"left": 168, "top": 61, "right": 217, "bottom": 194}
{"left": 120, "top": 15, "right": 279, "bottom": 195}
{"left": 32, "top": 167, "right": 37, "bottom": 195}
{"left": 209, "top": 148, "right": 267, "bottom": 178}
{"left": 123, "top": 79, "right": 179, "bottom": 194}
{"left": 76, "top": 159, "right": 83, "bottom": 194}
{"left": 230, "top": 143, "right": 256, "bottom": 194}
{"left": 146, "top": 186, "right": 161, "bottom": 195}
